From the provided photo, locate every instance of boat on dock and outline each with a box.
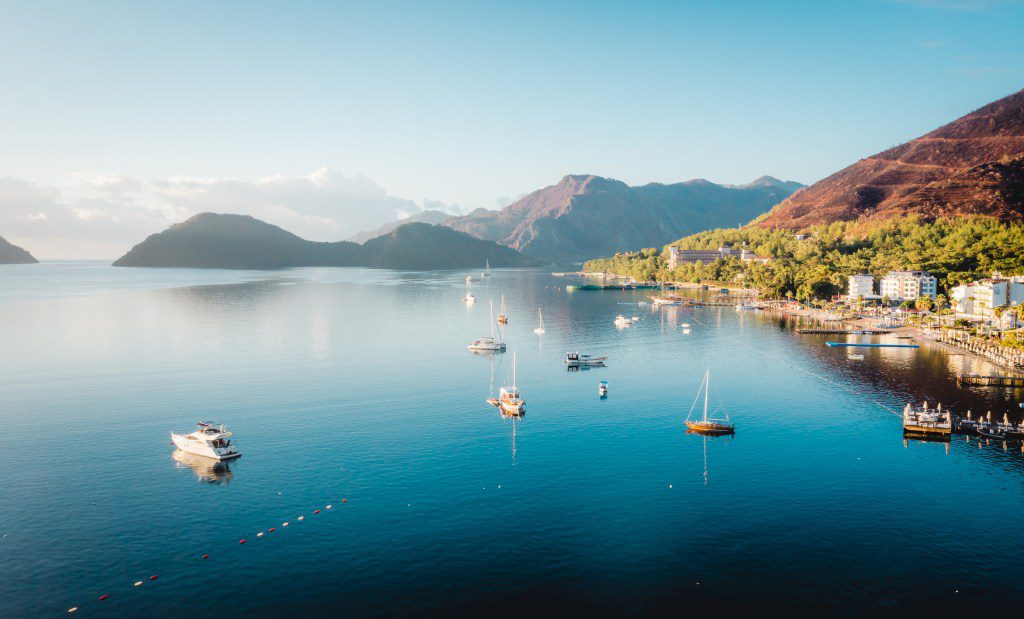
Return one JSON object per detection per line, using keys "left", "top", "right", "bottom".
{"left": 685, "top": 369, "right": 735, "bottom": 435}
{"left": 170, "top": 422, "right": 241, "bottom": 461}
{"left": 902, "top": 402, "right": 951, "bottom": 438}
{"left": 565, "top": 352, "right": 607, "bottom": 367}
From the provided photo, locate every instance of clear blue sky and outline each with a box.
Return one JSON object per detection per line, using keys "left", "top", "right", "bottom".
{"left": 1, "top": 0, "right": 1022, "bottom": 211}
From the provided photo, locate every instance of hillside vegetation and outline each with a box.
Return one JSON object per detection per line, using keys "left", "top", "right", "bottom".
{"left": 584, "top": 216, "right": 1024, "bottom": 300}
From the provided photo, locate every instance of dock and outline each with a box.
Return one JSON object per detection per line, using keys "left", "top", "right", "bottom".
{"left": 903, "top": 402, "right": 1024, "bottom": 442}
{"left": 796, "top": 329, "right": 892, "bottom": 335}
{"left": 956, "top": 374, "right": 1024, "bottom": 387}
{"left": 826, "top": 342, "right": 919, "bottom": 349}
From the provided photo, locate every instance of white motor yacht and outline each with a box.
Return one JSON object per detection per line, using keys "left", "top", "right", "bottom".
{"left": 171, "top": 422, "right": 241, "bottom": 461}
{"left": 565, "top": 351, "right": 608, "bottom": 367}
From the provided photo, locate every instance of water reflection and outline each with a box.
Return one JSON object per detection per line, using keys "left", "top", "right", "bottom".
{"left": 172, "top": 449, "right": 234, "bottom": 484}
{"left": 686, "top": 430, "right": 731, "bottom": 486}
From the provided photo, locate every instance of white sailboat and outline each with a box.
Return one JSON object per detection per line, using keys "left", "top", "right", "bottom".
{"left": 482, "top": 259, "right": 491, "bottom": 277}
{"left": 499, "top": 351, "right": 525, "bottom": 416}
{"left": 468, "top": 300, "right": 506, "bottom": 352}
{"left": 534, "top": 308, "right": 545, "bottom": 335}
{"left": 685, "top": 369, "right": 735, "bottom": 435}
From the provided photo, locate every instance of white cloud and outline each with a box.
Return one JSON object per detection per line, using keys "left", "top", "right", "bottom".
{"left": 0, "top": 168, "right": 440, "bottom": 259}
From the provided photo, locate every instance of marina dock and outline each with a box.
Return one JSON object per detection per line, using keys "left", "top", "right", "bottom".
{"left": 826, "top": 342, "right": 919, "bottom": 349}
{"left": 956, "top": 374, "right": 1024, "bottom": 387}
{"left": 903, "top": 402, "right": 1024, "bottom": 442}
{"left": 797, "top": 328, "right": 892, "bottom": 335}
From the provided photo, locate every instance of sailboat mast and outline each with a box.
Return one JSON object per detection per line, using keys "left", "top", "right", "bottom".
{"left": 703, "top": 369, "right": 710, "bottom": 422}
{"left": 513, "top": 352, "right": 517, "bottom": 389}
{"left": 489, "top": 300, "right": 495, "bottom": 338}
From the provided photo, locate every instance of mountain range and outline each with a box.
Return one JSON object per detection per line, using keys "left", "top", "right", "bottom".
{"left": 346, "top": 209, "right": 450, "bottom": 244}
{"left": 113, "top": 213, "right": 543, "bottom": 270}
{"left": 758, "top": 87, "right": 1024, "bottom": 229}
{"left": 0, "top": 235, "right": 37, "bottom": 264}
{"left": 438, "top": 174, "right": 802, "bottom": 264}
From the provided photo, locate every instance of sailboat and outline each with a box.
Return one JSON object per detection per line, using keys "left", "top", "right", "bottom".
{"left": 499, "top": 352, "right": 525, "bottom": 416}
{"left": 685, "top": 369, "right": 735, "bottom": 435}
{"left": 482, "top": 259, "right": 491, "bottom": 277}
{"left": 651, "top": 273, "right": 682, "bottom": 306}
{"left": 534, "top": 308, "right": 545, "bottom": 335}
{"left": 497, "top": 293, "right": 509, "bottom": 325}
{"left": 468, "top": 300, "right": 506, "bottom": 352}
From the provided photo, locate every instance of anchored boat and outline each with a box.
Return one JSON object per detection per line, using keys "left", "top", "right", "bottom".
{"left": 499, "top": 352, "right": 525, "bottom": 416}
{"left": 685, "top": 370, "right": 735, "bottom": 435}
{"left": 468, "top": 300, "right": 506, "bottom": 352}
{"left": 170, "top": 422, "right": 241, "bottom": 461}
{"left": 902, "top": 401, "right": 951, "bottom": 438}
{"left": 534, "top": 308, "right": 545, "bottom": 335}
{"left": 565, "top": 351, "right": 608, "bottom": 367}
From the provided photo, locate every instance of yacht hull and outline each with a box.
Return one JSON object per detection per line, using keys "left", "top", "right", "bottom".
{"left": 171, "top": 433, "right": 241, "bottom": 461}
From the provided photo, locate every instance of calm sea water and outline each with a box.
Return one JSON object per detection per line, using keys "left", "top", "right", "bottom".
{"left": 2, "top": 262, "right": 1023, "bottom": 617}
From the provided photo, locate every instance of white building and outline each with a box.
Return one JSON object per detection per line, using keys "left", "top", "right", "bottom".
{"left": 848, "top": 274, "right": 876, "bottom": 299}
{"left": 951, "top": 275, "right": 1024, "bottom": 324}
{"left": 667, "top": 245, "right": 770, "bottom": 269}
{"left": 880, "top": 270, "right": 937, "bottom": 301}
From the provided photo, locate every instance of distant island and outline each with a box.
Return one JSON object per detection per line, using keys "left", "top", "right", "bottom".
{"left": 112, "top": 213, "right": 545, "bottom": 270}
{"left": 0, "top": 235, "right": 38, "bottom": 264}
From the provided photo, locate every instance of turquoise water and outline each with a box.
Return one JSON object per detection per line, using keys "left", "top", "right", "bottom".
{"left": 2, "top": 262, "right": 1023, "bottom": 616}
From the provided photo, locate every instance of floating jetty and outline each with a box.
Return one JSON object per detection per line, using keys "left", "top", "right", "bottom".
{"left": 566, "top": 283, "right": 672, "bottom": 291}
{"left": 903, "top": 401, "right": 1024, "bottom": 441}
{"left": 826, "top": 342, "right": 919, "bottom": 349}
{"left": 797, "top": 328, "right": 892, "bottom": 335}
{"left": 957, "top": 374, "right": 1024, "bottom": 387}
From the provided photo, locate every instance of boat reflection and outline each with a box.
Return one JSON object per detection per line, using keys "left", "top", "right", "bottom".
{"left": 172, "top": 449, "right": 234, "bottom": 484}
{"left": 686, "top": 430, "right": 731, "bottom": 486}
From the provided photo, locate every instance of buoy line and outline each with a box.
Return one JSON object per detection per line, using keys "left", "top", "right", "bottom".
{"left": 62, "top": 499, "right": 345, "bottom": 615}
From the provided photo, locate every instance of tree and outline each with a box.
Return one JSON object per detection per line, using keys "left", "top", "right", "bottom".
{"left": 915, "top": 296, "right": 934, "bottom": 312}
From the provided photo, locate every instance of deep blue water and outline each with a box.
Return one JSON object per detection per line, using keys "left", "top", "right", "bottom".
{"left": 2, "top": 262, "right": 1023, "bottom": 617}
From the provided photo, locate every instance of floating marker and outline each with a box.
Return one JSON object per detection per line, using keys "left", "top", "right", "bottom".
{"left": 283, "top": 522, "right": 289, "bottom": 527}
{"left": 201, "top": 554, "right": 209, "bottom": 559}
{"left": 268, "top": 527, "right": 276, "bottom": 532}
{"left": 149, "top": 575, "right": 158, "bottom": 581}
{"left": 314, "top": 509, "right": 320, "bottom": 514}
{"left": 297, "top": 516, "right": 304, "bottom": 521}
{"left": 326, "top": 505, "right": 332, "bottom": 509}
{"left": 257, "top": 532, "right": 264, "bottom": 537}
{"left": 98, "top": 595, "right": 110, "bottom": 601}
{"left": 68, "top": 608, "right": 78, "bottom": 614}
{"left": 239, "top": 539, "right": 247, "bottom": 544}
{"left": 134, "top": 581, "right": 143, "bottom": 587}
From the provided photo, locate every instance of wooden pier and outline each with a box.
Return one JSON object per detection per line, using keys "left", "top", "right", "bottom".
{"left": 796, "top": 328, "right": 891, "bottom": 335}
{"left": 956, "top": 374, "right": 1024, "bottom": 387}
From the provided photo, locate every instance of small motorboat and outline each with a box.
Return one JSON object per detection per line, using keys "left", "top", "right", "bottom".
{"left": 848, "top": 353, "right": 865, "bottom": 361}
{"left": 598, "top": 380, "right": 608, "bottom": 396}
{"left": 680, "top": 323, "right": 691, "bottom": 328}
{"left": 682, "top": 328, "right": 691, "bottom": 334}
{"left": 735, "top": 303, "right": 757, "bottom": 311}
{"left": 486, "top": 397, "right": 500, "bottom": 407}
{"left": 170, "top": 422, "right": 241, "bottom": 461}
{"left": 614, "top": 315, "right": 638, "bottom": 328}
{"left": 464, "top": 292, "right": 476, "bottom": 303}
{"left": 565, "top": 352, "right": 608, "bottom": 367}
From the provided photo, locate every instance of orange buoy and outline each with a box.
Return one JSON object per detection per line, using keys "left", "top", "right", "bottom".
{"left": 98, "top": 594, "right": 110, "bottom": 601}
{"left": 239, "top": 539, "right": 247, "bottom": 544}
{"left": 201, "top": 554, "right": 209, "bottom": 559}
{"left": 314, "top": 509, "right": 321, "bottom": 514}
{"left": 149, "top": 575, "right": 158, "bottom": 581}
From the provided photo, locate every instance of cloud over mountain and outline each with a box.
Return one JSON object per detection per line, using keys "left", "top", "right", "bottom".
{"left": 0, "top": 168, "right": 426, "bottom": 258}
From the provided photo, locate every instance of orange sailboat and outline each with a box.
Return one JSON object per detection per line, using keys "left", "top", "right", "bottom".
{"left": 685, "top": 369, "right": 735, "bottom": 435}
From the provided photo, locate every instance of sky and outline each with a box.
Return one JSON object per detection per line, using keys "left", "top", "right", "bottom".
{"left": 1, "top": 0, "right": 1023, "bottom": 258}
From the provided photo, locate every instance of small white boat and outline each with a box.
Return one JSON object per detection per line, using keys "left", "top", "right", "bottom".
{"left": 534, "top": 308, "right": 545, "bottom": 335}
{"left": 464, "top": 292, "right": 476, "bottom": 303}
{"left": 499, "top": 352, "right": 525, "bottom": 416}
{"left": 735, "top": 303, "right": 757, "bottom": 310}
{"left": 469, "top": 300, "right": 506, "bottom": 352}
{"left": 681, "top": 323, "right": 691, "bottom": 328}
{"left": 598, "top": 380, "right": 608, "bottom": 396}
{"left": 170, "top": 422, "right": 240, "bottom": 461}
{"left": 682, "top": 328, "right": 691, "bottom": 334}
{"left": 565, "top": 351, "right": 608, "bottom": 367}
{"left": 481, "top": 259, "right": 491, "bottom": 277}
{"left": 614, "top": 315, "right": 637, "bottom": 328}
{"left": 848, "top": 353, "right": 865, "bottom": 361}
